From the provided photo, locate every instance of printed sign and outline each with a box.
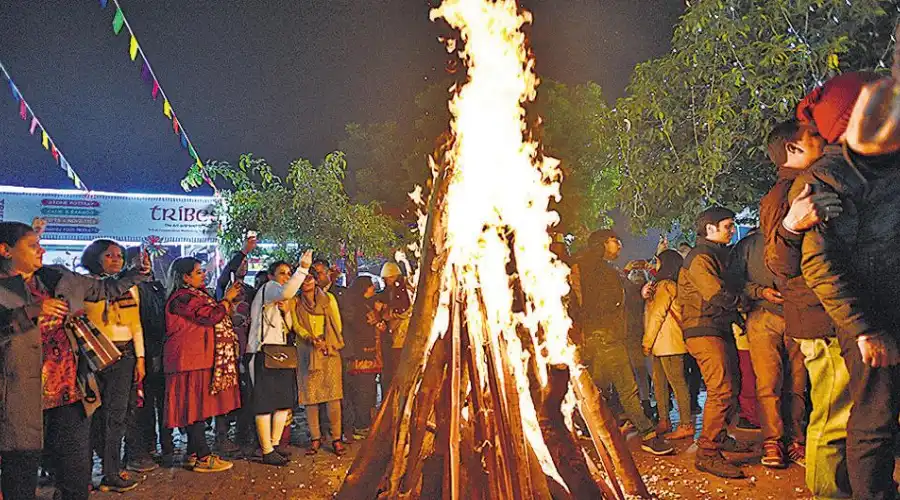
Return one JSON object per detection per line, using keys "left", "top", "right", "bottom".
{"left": 0, "top": 186, "right": 219, "bottom": 244}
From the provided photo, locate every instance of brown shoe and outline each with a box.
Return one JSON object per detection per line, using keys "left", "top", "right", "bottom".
{"left": 761, "top": 440, "right": 787, "bottom": 469}
{"left": 665, "top": 424, "right": 695, "bottom": 440}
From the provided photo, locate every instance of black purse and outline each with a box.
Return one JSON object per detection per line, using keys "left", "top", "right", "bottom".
{"left": 260, "top": 286, "right": 298, "bottom": 370}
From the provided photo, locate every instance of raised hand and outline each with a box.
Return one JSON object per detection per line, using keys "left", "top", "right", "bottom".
{"left": 299, "top": 249, "right": 314, "bottom": 270}
{"left": 243, "top": 234, "right": 258, "bottom": 255}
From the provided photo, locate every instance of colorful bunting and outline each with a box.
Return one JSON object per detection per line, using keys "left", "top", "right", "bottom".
{"left": 99, "top": 0, "right": 217, "bottom": 193}
{"left": 0, "top": 59, "right": 89, "bottom": 191}
{"left": 112, "top": 8, "right": 125, "bottom": 35}
{"left": 100, "top": 0, "right": 108, "bottom": 8}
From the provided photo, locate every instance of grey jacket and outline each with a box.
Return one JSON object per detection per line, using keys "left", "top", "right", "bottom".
{"left": 0, "top": 266, "right": 146, "bottom": 451}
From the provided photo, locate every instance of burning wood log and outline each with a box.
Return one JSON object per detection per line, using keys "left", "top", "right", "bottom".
{"left": 339, "top": 0, "right": 651, "bottom": 498}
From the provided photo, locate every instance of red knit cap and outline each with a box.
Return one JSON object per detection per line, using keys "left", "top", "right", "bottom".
{"left": 796, "top": 71, "right": 881, "bottom": 144}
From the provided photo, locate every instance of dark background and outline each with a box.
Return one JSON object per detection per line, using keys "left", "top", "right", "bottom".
{"left": 0, "top": 1, "right": 682, "bottom": 195}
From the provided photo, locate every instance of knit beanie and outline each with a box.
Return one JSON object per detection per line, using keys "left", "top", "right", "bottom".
{"left": 796, "top": 71, "right": 881, "bottom": 144}
{"left": 380, "top": 261, "right": 403, "bottom": 279}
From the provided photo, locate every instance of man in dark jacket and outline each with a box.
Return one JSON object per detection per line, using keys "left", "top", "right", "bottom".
{"left": 679, "top": 207, "right": 753, "bottom": 479}
{"left": 730, "top": 228, "right": 807, "bottom": 469}
{"left": 572, "top": 229, "right": 674, "bottom": 456}
{"left": 762, "top": 73, "right": 876, "bottom": 499}
{"left": 786, "top": 71, "right": 900, "bottom": 500}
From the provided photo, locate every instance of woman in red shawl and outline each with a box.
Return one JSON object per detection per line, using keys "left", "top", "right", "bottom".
{"left": 164, "top": 257, "right": 241, "bottom": 473}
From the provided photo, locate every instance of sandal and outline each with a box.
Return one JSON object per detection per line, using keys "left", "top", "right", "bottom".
{"left": 333, "top": 439, "right": 346, "bottom": 456}
{"left": 306, "top": 438, "right": 321, "bottom": 456}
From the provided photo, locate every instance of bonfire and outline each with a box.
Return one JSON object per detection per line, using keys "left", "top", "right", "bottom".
{"left": 339, "top": 1, "right": 649, "bottom": 498}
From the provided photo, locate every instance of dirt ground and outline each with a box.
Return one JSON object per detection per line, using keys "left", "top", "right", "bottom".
{"left": 61, "top": 415, "right": 816, "bottom": 500}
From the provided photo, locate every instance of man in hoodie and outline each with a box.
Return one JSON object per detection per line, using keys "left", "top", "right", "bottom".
{"left": 679, "top": 207, "right": 754, "bottom": 479}
{"left": 784, "top": 71, "right": 900, "bottom": 499}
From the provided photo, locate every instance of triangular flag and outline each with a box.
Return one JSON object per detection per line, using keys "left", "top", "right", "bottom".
{"left": 41, "top": 131, "right": 49, "bottom": 150}
{"left": 112, "top": 8, "right": 125, "bottom": 35}
{"left": 19, "top": 100, "right": 26, "bottom": 120}
{"left": 51, "top": 144, "right": 59, "bottom": 162}
{"left": 151, "top": 80, "right": 160, "bottom": 99}
{"left": 180, "top": 132, "right": 188, "bottom": 148}
{"left": 29, "top": 117, "right": 38, "bottom": 135}
{"left": 60, "top": 157, "right": 69, "bottom": 173}
{"left": 8, "top": 81, "right": 19, "bottom": 101}
{"left": 173, "top": 117, "right": 180, "bottom": 134}
{"left": 188, "top": 144, "right": 197, "bottom": 159}
{"left": 140, "top": 61, "right": 152, "bottom": 82}
{"left": 163, "top": 99, "right": 171, "bottom": 118}
{"left": 129, "top": 35, "right": 139, "bottom": 61}
{"left": 100, "top": 0, "right": 108, "bottom": 8}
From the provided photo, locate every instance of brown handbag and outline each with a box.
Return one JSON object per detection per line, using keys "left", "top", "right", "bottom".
{"left": 260, "top": 287, "right": 298, "bottom": 370}
{"left": 262, "top": 344, "right": 298, "bottom": 369}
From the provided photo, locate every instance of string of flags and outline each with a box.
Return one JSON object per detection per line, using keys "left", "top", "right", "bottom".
{"left": 0, "top": 59, "right": 89, "bottom": 192}
{"left": 101, "top": 0, "right": 218, "bottom": 193}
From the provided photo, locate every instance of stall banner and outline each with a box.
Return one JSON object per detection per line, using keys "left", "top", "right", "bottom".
{"left": 0, "top": 187, "right": 219, "bottom": 244}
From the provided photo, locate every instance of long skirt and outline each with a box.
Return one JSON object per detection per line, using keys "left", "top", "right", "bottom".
{"left": 164, "top": 369, "right": 240, "bottom": 428}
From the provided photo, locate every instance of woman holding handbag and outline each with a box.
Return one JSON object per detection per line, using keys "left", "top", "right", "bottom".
{"left": 247, "top": 252, "right": 312, "bottom": 466}
{"left": 0, "top": 221, "right": 149, "bottom": 500}
{"left": 164, "top": 257, "right": 242, "bottom": 473}
{"left": 290, "top": 271, "right": 345, "bottom": 456}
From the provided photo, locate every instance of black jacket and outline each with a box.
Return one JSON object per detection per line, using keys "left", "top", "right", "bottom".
{"left": 677, "top": 238, "right": 741, "bottom": 339}
{"left": 729, "top": 231, "right": 782, "bottom": 317}
{"left": 571, "top": 249, "right": 626, "bottom": 343}
{"left": 792, "top": 145, "right": 900, "bottom": 345}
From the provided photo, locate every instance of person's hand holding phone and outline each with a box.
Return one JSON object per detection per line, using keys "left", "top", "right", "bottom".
{"left": 299, "top": 249, "right": 314, "bottom": 270}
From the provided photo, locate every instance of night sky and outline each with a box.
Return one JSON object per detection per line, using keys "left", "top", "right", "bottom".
{"left": 0, "top": 1, "right": 682, "bottom": 195}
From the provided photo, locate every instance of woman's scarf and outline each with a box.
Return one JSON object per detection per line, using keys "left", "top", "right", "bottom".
{"left": 182, "top": 287, "right": 239, "bottom": 394}
{"left": 291, "top": 288, "right": 344, "bottom": 371}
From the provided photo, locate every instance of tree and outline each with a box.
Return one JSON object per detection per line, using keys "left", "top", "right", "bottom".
{"left": 205, "top": 153, "right": 401, "bottom": 262}
{"left": 339, "top": 122, "right": 411, "bottom": 210}
{"left": 534, "top": 80, "right": 622, "bottom": 243}
{"left": 617, "top": 0, "right": 896, "bottom": 231}
{"left": 339, "top": 80, "right": 454, "bottom": 213}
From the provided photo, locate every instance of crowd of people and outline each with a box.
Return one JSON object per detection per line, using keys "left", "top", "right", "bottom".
{"left": 562, "top": 70, "right": 900, "bottom": 499}
{"left": 0, "top": 227, "right": 412, "bottom": 499}
{"left": 1, "top": 69, "right": 900, "bottom": 500}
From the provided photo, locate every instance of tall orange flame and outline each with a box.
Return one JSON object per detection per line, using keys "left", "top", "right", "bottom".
{"left": 426, "top": 0, "right": 578, "bottom": 489}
